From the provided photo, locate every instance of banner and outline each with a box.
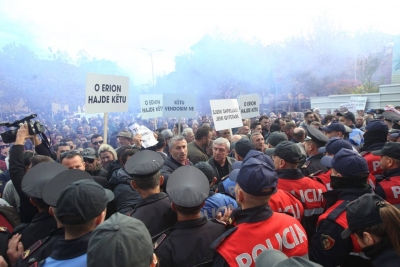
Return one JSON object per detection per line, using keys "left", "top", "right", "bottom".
{"left": 128, "top": 123, "right": 158, "bottom": 148}
{"left": 210, "top": 99, "right": 243, "bottom": 131}
{"left": 237, "top": 94, "right": 260, "bottom": 119}
{"left": 163, "top": 94, "right": 196, "bottom": 118}
{"left": 139, "top": 94, "right": 163, "bottom": 119}
{"left": 350, "top": 96, "right": 367, "bottom": 111}
{"left": 340, "top": 103, "right": 357, "bottom": 114}
{"left": 85, "top": 73, "right": 129, "bottom": 114}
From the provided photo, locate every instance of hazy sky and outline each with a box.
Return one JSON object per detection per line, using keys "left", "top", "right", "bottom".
{"left": 1, "top": 0, "right": 399, "bottom": 85}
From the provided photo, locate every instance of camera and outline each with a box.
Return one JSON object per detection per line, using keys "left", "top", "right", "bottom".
{"left": 0, "top": 114, "right": 45, "bottom": 143}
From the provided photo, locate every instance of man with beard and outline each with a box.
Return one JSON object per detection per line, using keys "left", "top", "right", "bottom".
{"left": 82, "top": 148, "right": 107, "bottom": 177}
{"left": 259, "top": 115, "right": 271, "bottom": 140}
{"left": 187, "top": 125, "right": 212, "bottom": 165}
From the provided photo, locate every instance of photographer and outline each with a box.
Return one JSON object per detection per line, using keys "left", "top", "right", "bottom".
{"left": 10, "top": 122, "right": 52, "bottom": 223}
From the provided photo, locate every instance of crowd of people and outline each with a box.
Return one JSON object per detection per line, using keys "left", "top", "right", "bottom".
{"left": 0, "top": 105, "right": 399, "bottom": 266}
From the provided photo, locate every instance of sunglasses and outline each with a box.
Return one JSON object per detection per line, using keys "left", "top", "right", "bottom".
{"left": 83, "top": 157, "right": 95, "bottom": 163}
{"left": 0, "top": 145, "right": 10, "bottom": 149}
{"left": 92, "top": 140, "right": 104, "bottom": 145}
{"left": 60, "top": 150, "right": 81, "bottom": 161}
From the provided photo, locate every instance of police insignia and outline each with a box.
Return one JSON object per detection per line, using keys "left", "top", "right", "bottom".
{"left": 321, "top": 234, "right": 335, "bottom": 250}
{"left": 0, "top": 227, "right": 7, "bottom": 232}
{"left": 301, "top": 161, "right": 310, "bottom": 169}
{"left": 23, "top": 250, "right": 30, "bottom": 259}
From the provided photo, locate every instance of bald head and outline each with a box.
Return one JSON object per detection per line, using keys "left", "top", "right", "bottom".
{"left": 292, "top": 128, "right": 305, "bottom": 142}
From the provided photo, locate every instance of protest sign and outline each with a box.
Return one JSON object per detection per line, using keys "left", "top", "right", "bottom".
{"left": 163, "top": 95, "right": 196, "bottom": 118}
{"left": 237, "top": 94, "right": 260, "bottom": 119}
{"left": 139, "top": 94, "right": 163, "bottom": 119}
{"left": 128, "top": 123, "right": 157, "bottom": 148}
{"left": 350, "top": 96, "right": 367, "bottom": 111}
{"left": 85, "top": 73, "right": 129, "bottom": 114}
{"left": 210, "top": 99, "right": 243, "bottom": 131}
{"left": 340, "top": 103, "right": 357, "bottom": 114}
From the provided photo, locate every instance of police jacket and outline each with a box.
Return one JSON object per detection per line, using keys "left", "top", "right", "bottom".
{"left": 211, "top": 205, "right": 309, "bottom": 267}
{"left": 15, "top": 228, "right": 65, "bottom": 267}
{"left": 129, "top": 192, "right": 177, "bottom": 241}
{"left": 276, "top": 168, "right": 326, "bottom": 240}
{"left": 309, "top": 177, "right": 373, "bottom": 267}
{"left": 40, "top": 231, "right": 91, "bottom": 267}
{"left": 300, "top": 153, "right": 328, "bottom": 177}
{"left": 9, "top": 144, "right": 51, "bottom": 223}
{"left": 202, "top": 192, "right": 238, "bottom": 220}
{"left": 12, "top": 211, "right": 57, "bottom": 249}
{"left": 208, "top": 157, "right": 236, "bottom": 184}
{"left": 362, "top": 238, "right": 400, "bottom": 267}
{"left": 375, "top": 167, "right": 400, "bottom": 208}
{"left": 269, "top": 189, "right": 304, "bottom": 222}
{"left": 108, "top": 167, "right": 142, "bottom": 214}
{"left": 360, "top": 142, "right": 386, "bottom": 177}
{"left": 155, "top": 216, "right": 226, "bottom": 267}
{"left": 311, "top": 169, "right": 377, "bottom": 191}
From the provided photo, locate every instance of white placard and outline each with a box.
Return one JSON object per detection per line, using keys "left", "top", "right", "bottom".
{"left": 129, "top": 123, "right": 158, "bottom": 148}
{"left": 139, "top": 94, "right": 163, "bottom": 119}
{"left": 210, "top": 99, "right": 243, "bottom": 131}
{"left": 350, "top": 96, "right": 367, "bottom": 111}
{"left": 237, "top": 94, "right": 260, "bottom": 119}
{"left": 340, "top": 103, "right": 357, "bottom": 114}
{"left": 163, "top": 94, "right": 197, "bottom": 118}
{"left": 85, "top": 73, "right": 129, "bottom": 114}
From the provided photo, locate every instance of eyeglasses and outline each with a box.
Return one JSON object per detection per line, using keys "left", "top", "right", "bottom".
{"left": 83, "top": 157, "right": 95, "bottom": 163}
{"left": 60, "top": 150, "right": 81, "bottom": 161}
{"left": 92, "top": 140, "right": 104, "bottom": 145}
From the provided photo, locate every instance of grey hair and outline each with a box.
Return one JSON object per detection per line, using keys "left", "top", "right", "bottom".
{"left": 182, "top": 128, "right": 194, "bottom": 137}
{"left": 213, "top": 137, "right": 230, "bottom": 150}
{"left": 168, "top": 135, "right": 186, "bottom": 148}
{"left": 161, "top": 129, "right": 173, "bottom": 139}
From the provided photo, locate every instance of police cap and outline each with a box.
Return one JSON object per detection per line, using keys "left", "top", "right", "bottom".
{"left": 304, "top": 124, "right": 329, "bottom": 146}
{"left": 166, "top": 166, "right": 209, "bottom": 207}
{"left": 22, "top": 162, "right": 67, "bottom": 199}
{"left": 124, "top": 150, "right": 164, "bottom": 177}
{"left": 274, "top": 141, "right": 303, "bottom": 164}
{"left": 372, "top": 142, "right": 400, "bottom": 160}
{"left": 42, "top": 169, "right": 94, "bottom": 206}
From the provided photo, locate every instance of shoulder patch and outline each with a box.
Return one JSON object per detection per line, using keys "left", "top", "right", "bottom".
{"left": 0, "top": 226, "right": 8, "bottom": 232}
{"left": 22, "top": 239, "right": 43, "bottom": 259}
{"left": 211, "top": 218, "right": 227, "bottom": 226}
{"left": 309, "top": 170, "right": 323, "bottom": 177}
{"left": 301, "top": 161, "right": 310, "bottom": 169}
{"left": 153, "top": 233, "right": 167, "bottom": 250}
{"left": 321, "top": 234, "right": 335, "bottom": 250}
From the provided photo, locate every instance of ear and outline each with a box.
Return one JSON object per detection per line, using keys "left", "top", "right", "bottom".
{"left": 95, "top": 209, "right": 107, "bottom": 225}
{"left": 130, "top": 180, "right": 139, "bottom": 190}
{"left": 29, "top": 198, "right": 37, "bottom": 207}
{"left": 279, "top": 159, "right": 286, "bottom": 169}
{"left": 236, "top": 188, "right": 244, "bottom": 203}
{"left": 363, "top": 232, "right": 376, "bottom": 245}
{"left": 159, "top": 175, "right": 165, "bottom": 186}
{"left": 49, "top": 206, "right": 55, "bottom": 217}
{"left": 171, "top": 202, "right": 177, "bottom": 212}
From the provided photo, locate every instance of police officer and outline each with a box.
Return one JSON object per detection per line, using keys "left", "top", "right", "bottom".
{"left": 273, "top": 141, "right": 326, "bottom": 239}
{"left": 10, "top": 170, "right": 96, "bottom": 267}
{"left": 372, "top": 142, "right": 400, "bottom": 208}
{"left": 125, "top": 150, "right": 177, "bottom": 241}
{"left": 312, "top": 137, "right": 356, "bottom": 190}
{"left": 301, "top": 124, "right": 329, "bottom": 176}
{"left": 39, "top": 177, "right": 113, "bottom": 266}
{"left": 11, "top": 162, "right": 66, "bottom": 250}
{"left": 359, "top": 120, "right": 389, "bottom": 177}
{"left": 212, "top": 155, "right": 309, "bottom": 267}
{"left": 155, "top": 166, "right": 226, "bottom": 267}
{"left": 310, "top": 149, "right": 373, "bottom": 267}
